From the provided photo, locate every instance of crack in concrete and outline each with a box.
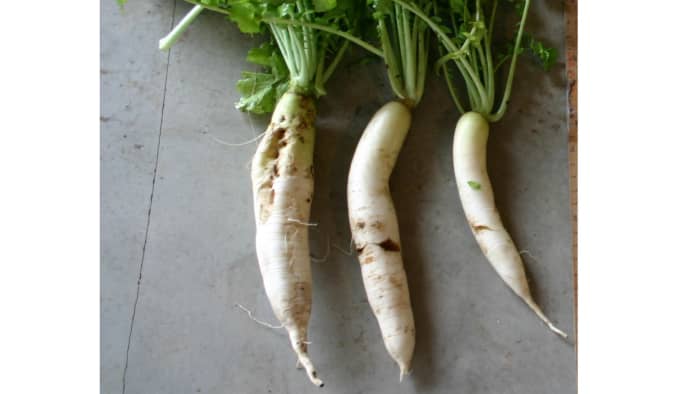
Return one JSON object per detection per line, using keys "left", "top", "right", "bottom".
{"left": 121, "top": 2, "right": 177, "bottom": 393}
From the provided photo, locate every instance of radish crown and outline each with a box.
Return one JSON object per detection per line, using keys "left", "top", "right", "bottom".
{"left": 395, "top": 0, "right": 555, "bottom": 122}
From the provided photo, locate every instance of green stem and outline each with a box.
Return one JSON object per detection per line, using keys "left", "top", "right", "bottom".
{"left": 442, "top": 63, "right": 465, "bottom": 114}
{"left": 485, "top": 0, "right": 497, "bottom": 108}
{"left": 270, "top": 25, "right": 299, "bottom": 79}
{"left": 158, "top": 5, "right": 204, "bottom": 51}
{"left": 322, "top": 40, "right": 350, "bottom": 83}
{"left": 487, "top": 0, "right": 498, "bottom": 47}
{"left": 287, "top": 25, "right": 308, "bottom": 84}
{"left": 314, "top": 37, "right": 329, "bottom": 93}
{"left": 394, "top": 4, "right": 408, "bottom": 89}
{"left": 379, "top": 18, "right": 407, "bottom": 99}
{"left": 297, "top": 0, "right": 316, "bottom": 78}
{"left": 490, "top": 0, "right": 530, "bottom": 122}
{"left": 403, "top": 8, "right": 417, "bottom": 99}
{"left": 265, "top": 18, "right": 383, "bottom": 57}
{"left": 414, "top": 18, "right": 428, "bottom": 103}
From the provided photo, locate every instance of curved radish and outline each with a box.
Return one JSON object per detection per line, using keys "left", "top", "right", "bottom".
{"left": 348, "top": 101, "right": 416, "bottom": 379}
{"left": 453, "top": 112, "right": 567, "bottom": 338}
{"left": 251, "top": 92, "right": 323, "bottom": 386}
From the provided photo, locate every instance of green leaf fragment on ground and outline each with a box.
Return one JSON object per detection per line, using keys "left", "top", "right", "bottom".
{"left": 468, "top": 181, "right": 481, "bottom": 190}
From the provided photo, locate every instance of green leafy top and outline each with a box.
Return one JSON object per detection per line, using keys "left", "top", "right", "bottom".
{"left": 168, "top": 0, "right": 364, "bottom": 113}
{"left": 394, "top": 0, "right": 557, "bottom": 122}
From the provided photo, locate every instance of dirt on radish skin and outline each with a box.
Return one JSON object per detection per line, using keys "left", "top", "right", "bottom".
{"left": 453, "top": 112, "right": 567, "bottom": 338}
{"left": 348, "top": 101, "right": 416, "bottom": 379}
{"left": 251, "top": 91, "right": 324, "bottom": 386}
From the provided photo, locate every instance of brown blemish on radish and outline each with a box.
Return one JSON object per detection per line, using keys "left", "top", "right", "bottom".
{"left": 370, "top": 221, "right": 384, "bottom": 230}
{"left": 274, "top": 128, "right": 286, "bottom": 140}
{"left": 360, "top": 254, "right": 375, "bottom": 265}
{"left": 388, "top": 275, "right": 403, "bottom": 289}
{"left": 378, "top": 238, "right": 400, "bottom": 252}
{"left": 357, "top": 221, "right": 366, "bottom": 229}
{"left": 472, "top": 224, "right": 492, "bottom": 233}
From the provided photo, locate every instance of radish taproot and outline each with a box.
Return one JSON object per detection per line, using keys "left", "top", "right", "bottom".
{"left": 397, "top": 0, "right": 567, "bottom": 337}
{"left": 348, "top": 102, "right": 414, "bottom": 379}
{"left": 159, "top": 0, "right": 362, "bottom": 385}
{"left": 342, "top": 0, "right": 431, "bottom": 379}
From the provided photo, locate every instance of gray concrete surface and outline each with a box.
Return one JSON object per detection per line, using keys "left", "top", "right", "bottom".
{"left": 101, "top": 1, "right": 575, "bottom": 393}
{"left": 101, "top": 0, "right": 174, "bottom": 392}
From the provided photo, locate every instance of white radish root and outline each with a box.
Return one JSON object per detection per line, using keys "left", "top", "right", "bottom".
{"left": 251, "top": 92, "right": 324, "bottom": 386}
{"left": 453, "top": 112, "right": 567, "bottom": 338}
{"left": 347, "top": 101, "right": 416, "bottom": 379}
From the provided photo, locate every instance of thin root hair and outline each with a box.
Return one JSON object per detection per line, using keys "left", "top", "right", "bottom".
{"left": 208, "top": 131, "right": 266, "bottom": 147}
{"left": 331, "top": 237, "right": 354, "bottom": 256}
{"left": 310, "top": 234, "right": 330, "bottom": 263}
{"left": 235, "top": 303, "right": 284, "bottom": 329}
{"left": 287, "top": 218, "right": 318, "bottom": 226}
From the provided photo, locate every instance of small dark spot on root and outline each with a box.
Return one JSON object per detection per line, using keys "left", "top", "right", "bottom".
{"left": 378, "top": 238, "right": 400, "bottom": 252}
{"left": 355, "top": 245, "right": 365, "bottom": 254}
{"left": 357, "top": 221, "right": 365, "bottom": 229}
{"left": 306, "top": 198, "right": 311, "bottom": 203}
{"left": 472, "top": 224, "right": 493, "bottom": 233}
{"left": 272, "top": 164, "right": 279, "bottom": 177}
{"left": 361, "top": 255, "right": 375, "bottom": 265}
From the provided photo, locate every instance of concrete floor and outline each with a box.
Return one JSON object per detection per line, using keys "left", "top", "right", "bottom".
{"left": 101, "top": 1, "right": 575, "bottom": 393}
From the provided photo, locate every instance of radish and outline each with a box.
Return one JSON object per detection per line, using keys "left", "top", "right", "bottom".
{"left": 159, "top": 0, "right": 362, "bottom": 385}
{"left": 251, "top": 90, "right": 321, "bottom": 384}
{"left": 397, "top": 0, "right": 568, "bottom": 337}
{"left": 348, "top": 102, "right": 415, "bottom": 380}
{"left": 335, "top": 1, "right": 431, "bottom": 379}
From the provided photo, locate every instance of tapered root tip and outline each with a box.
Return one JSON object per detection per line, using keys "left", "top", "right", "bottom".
{"left": 526, "top": 299, "right": 569, "bottom": 338}
{"left": 547, "top": 322, "right": 568, "bottom": 339}
{"left": 296, "top": 352, "right": 323, "bottom": 387}
{"left": 303, "top": 365, "right": 324, "bottom": 387}
{"left": 398, "top": 364, "right": 411, "bottom": 382}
